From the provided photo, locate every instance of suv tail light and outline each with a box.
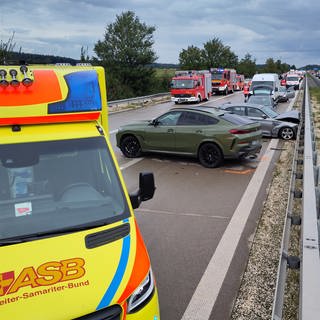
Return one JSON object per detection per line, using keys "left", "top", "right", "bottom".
{"left": 229, "top": 129, "right": 251, "bottom": 134}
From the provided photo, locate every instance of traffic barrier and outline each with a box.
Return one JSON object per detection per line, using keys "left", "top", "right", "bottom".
{"left": 272, "top": 77, "right": 320, "bottom": 319}
{"left": 108, "top": 92, "right": 170, "bottom": 111}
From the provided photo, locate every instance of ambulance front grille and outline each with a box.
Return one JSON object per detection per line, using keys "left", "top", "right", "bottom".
{"left": 73, "top": 304, "right": 122, "bottom": 319}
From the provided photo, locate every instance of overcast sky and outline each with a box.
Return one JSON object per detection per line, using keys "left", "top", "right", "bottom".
{"left": 1, "top": 0, "right": 319, "bottom": 68}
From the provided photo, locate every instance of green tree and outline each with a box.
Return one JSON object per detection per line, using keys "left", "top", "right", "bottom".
{"left": 263, "top": 58, "right": 278, "bottom": 73}
{"left": 93, "top": 11, "right": 157, "bottom": 100}
{"left": 202, "top": 38, "right": 238, "bottom": 68}
{"left": 179, "top": 37, "right": 238, "bottom": 70}
{"left": 237, "top": 53, "right": 257, "bottom": 78}
{"left": 0, "top": 32, "right": 16, "bottom": 64}
{"left": 179, "top": 45, "right": 205, "bottom": 70}
{"left": 261, "top": 58, "right": 291, "bottom": 75}
{"left": 80, "top": 46, "right": 90, "bottom": 62}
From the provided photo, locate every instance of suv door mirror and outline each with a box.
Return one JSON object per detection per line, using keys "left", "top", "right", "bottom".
{"left": 130, "top": 172, "right": 156, "bottom": 209}
{"left": 150, "top": 119, "right": 159, "bottom": 126}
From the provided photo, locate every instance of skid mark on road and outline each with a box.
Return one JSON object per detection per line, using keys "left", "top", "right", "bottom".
{"left": 223, "top": 168, "right": 256, "bottom": 175}
{"left": 136, "top": 208, "right": 230, "bottom": 220}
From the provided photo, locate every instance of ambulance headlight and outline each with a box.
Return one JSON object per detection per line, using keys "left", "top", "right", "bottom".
{"left": 127, "top": 269, "right": 155, "bottom": 313}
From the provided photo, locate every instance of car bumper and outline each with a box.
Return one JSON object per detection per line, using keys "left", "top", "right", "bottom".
{"left": 225, "top": 140, "right": 262, "bottom": 159}
{"left": 277, "top": 96, "right": 288, "bottom": 102}
{"left": 212, "top": 86, "right": 226, "bottom": 93}
{"left": 171, "top": 97, "right": 197, "bottom": 103}
{"left": 238, "top": 142, "right": 262, "bottom": 158}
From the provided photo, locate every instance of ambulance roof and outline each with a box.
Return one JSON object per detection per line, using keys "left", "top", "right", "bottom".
{"left": 0, "top": 64, "right": 107, "bottom": 127}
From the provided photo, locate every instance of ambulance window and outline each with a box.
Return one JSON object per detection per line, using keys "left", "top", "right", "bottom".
{"left": 0, "top": 137, "right": 129, "bottom": 241}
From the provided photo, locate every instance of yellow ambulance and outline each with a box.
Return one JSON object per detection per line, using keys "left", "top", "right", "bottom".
{"left": 0, "top": 64, "right": 160, "bottom": 319}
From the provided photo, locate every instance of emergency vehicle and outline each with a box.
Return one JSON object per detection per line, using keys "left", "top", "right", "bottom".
{"left": 235, "top": 74, "right": 245, "bottom": 91}
{"left": 285, "top": 73, "right": 300, "bottom": 90}
{"left": 170, "top": 70, "right": 212, "bottom": 104}
{"left": 210, "top": 68, "right": 237, "bottom": 95}
{"left": 0, "top": 64, "right": 160, "bottom": 320}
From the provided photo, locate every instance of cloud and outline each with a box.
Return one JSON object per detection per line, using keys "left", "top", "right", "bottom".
{"left": 0, "top": 0, "right": 319, "bottom": 67}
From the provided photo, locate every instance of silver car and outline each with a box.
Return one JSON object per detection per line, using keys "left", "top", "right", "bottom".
{"left": 246, "top": 94, "right": 277, "bottom": 109}
{"left": 218, "top": 102, "right": 299, "bottom": 140}
{"left": 278, "top": 86, "right": 295, "bottom": 102}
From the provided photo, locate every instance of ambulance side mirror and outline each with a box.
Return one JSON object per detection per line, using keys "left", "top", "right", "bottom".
{"left": 130, "top": 172, "right": 156, "bottom": 209}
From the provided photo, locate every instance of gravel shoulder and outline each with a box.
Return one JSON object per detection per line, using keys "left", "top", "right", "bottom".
{"left": 230, "top": 90, "right": 304, "bottom": 320}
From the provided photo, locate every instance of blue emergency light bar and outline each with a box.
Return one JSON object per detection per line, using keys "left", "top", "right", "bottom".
{"left": 48, "top": 70, "right": 102, "bottom": 114}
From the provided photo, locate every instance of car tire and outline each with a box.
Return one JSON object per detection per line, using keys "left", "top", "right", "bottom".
{"left": 120, "top": 135, "right": 142, "bottom": 158}
{"left": 279, "top": 127, "right": 295, "bottom": 140}
{"left": 198, "top": 143, "right": 223, "bottom": 168}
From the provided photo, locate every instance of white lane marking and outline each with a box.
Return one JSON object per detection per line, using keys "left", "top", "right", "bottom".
{"left": 120, "top": 158, "right": 143, "bottom": 170}
{"left": 181, "top": 138, "right": 279, "bottom": 320}
{"left": 136, "top": 208, "right": 230, "bottom": 220}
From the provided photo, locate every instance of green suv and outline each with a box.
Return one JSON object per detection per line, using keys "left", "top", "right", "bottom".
{"left": 116, "top": 106, "right": 262, "bottom": 168}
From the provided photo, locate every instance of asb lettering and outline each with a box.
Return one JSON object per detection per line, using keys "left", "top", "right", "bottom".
{"left": 0, "top": 258, "right": 85, "bottom": 296}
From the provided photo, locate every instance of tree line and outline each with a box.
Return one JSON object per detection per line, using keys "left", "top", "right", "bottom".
{"left": 0, "top": 11, "right": 307, "bottom": 101}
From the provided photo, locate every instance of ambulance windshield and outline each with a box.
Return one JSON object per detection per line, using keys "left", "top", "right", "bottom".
{"left": 0, "top": 137, "right": 129, "bottom": 242}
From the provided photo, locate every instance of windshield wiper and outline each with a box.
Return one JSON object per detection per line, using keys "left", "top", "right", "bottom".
{"left": 0, "top": 220, "right": 111, "bottom": 246}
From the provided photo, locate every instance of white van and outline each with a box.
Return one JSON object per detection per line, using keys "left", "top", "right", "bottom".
{"left": 286, "top": 74, "right": 300, "bottom": 90}
{"left": 250, "top": 73, "right": 281, "bottom": 101}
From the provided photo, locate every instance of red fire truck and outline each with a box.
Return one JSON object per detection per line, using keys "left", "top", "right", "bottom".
{"left": 210, "top": 68, "right": 237, "bottom": 95}
{"left": 170, "top": 70, "right": 212, "bottom": 104}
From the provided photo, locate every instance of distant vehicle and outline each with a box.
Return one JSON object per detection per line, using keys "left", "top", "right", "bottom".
{"left": 251, "top": 85, "right": 273, "bottom": 96}
{"left": 116, "top": 106, "right": 262, "bottom": 168}
{"left": 286, "top": 74, "right": 300, "bottom": 90}
{"left": 250, "top": 73, "right": 281, "bottom": 101}
{"left": 278, "top": 86, "right": 295, "bottom": 102}
{"left": 218, "top": 102, "right": 299, "bottom": 140}
{"left": 210, "top": 68, "right": 237, "bottom": 95}
{"left": 170, "top": 70, "right": 212, "bottom": 104}
{"left": 250, "top": 84, "right": 294, "bottom": 103}
{"left": 246, "top": 94, "right": 277, "bottom": 109}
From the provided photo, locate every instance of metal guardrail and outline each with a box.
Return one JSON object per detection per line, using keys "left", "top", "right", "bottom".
{"left": 108, "top": 92, "right": 170, "bottom": 109}
{"left": 272, "top": 77, "right": 320, "bottom": 319}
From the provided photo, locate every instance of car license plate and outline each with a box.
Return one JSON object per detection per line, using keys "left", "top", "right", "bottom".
{"left": 251, "top": 140, "right": 258, "bottom": 145}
